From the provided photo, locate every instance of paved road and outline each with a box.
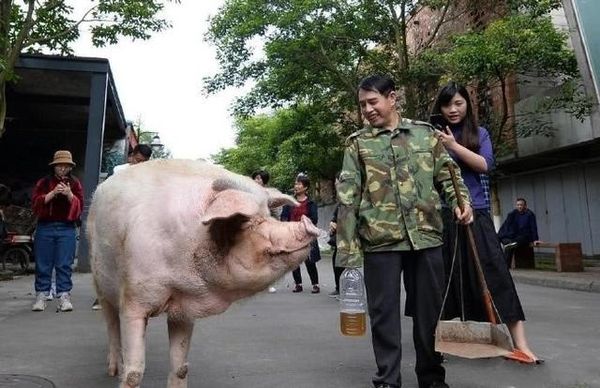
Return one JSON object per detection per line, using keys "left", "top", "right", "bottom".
{"left": 0, "top": 258, "right": 599, "bottom": 388}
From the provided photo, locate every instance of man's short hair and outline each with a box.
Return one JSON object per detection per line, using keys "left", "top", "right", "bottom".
{"left": 251, "top": 170, "right": 270, "bottom": 185}
{"left": 516, "top": 197, "right": 527, "bottom": 205}
{"left": 358, "top": 74, "right": 396, "bottom": 97}
{"left": 132, "top": 144, "right": 152, "bottom": 160}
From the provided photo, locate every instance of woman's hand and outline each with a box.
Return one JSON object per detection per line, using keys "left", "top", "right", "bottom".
{"left": 46, "top": 182, "right": 73, "bottom": 202}
{"left": 61, "top": 182, "right": 74, "bottom": 201}
{"left": 435, "top": 126, "right": 457, "bottom": 151}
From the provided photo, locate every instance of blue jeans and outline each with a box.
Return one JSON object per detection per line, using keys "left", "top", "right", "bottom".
{"left": 34, "top": 222, "right": 77, "bottom": 294}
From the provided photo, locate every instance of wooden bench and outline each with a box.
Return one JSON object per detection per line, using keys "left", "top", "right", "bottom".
{"left": 513, "top": 242, "right": 584, "bottom": 272}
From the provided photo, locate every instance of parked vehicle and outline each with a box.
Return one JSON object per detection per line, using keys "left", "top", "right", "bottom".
{"left": 0, "top": 204, "right": 36, "bottom": 275}
{"left": 1, "top": 232, "right": 33, "bottom": 274}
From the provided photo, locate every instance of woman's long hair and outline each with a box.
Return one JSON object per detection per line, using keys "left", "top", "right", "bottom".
{"left": 431, "top": 82, "right": 480, "bottom": 152}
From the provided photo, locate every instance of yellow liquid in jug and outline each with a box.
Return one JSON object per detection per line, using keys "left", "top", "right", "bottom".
{"left": 340, "top": 310, "right": 366, "bottom": 336}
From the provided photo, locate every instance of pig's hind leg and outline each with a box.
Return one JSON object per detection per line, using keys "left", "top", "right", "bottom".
{"left": 166, "top": 317, "right": 194, "bottom": 388}
{"left": 101, "top": 300, "right": 121, "bottom": 377}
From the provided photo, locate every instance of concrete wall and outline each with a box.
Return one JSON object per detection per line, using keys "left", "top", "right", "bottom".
{"left": 515, "top": 89, "right": 595, "bottom": 157}
{"left": 512, "top": 6, "right": 600, "bottom": 157}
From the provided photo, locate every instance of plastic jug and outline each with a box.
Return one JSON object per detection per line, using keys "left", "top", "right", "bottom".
{"left": 339, "top": 268, "right": 367, "bottom": 336}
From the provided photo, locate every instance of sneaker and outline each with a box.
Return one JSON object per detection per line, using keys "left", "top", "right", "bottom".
{"left": 57, "top": 293, "right": 73, "bottom": 312}
{"left": 92, "top": 299, "right": 102, "bottom": 310}
{"left": 268, "top": 287, "right": 277, "bottom": 293}
{"left": 45, "top": 291, "right": 54, "bottom": 301}
{"left": 311, "top": 285, "right": 320, "bottom": 294}
{"left": 328, "top": 290, "right": 339, "bottom": 298}
{"left": 32, "top": 293, "right": 47, "bottom": 312}
{"left": 292, "top": 284, "right": 303, "bottom": 293}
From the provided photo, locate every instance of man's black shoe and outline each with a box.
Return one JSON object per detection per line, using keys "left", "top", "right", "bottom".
{"left": 374, "top": 384, "right": 397, "bottom": 388}
{"left": 427, "top": 382, "right": 449, "bottom": 388}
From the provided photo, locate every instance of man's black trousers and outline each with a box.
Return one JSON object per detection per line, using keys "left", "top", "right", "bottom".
{"left": 364, "top": 247, "right": 446, "bottom": 388}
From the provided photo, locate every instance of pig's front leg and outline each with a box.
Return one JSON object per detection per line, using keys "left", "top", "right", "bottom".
{"left": 101, "top": 300, "right": 121, "bottom": 377}
{"left": 119, "top": 311, "right": 148, "bottom": 388}
{"left": 167, "top": 318, "right": 194, "bottom": 388}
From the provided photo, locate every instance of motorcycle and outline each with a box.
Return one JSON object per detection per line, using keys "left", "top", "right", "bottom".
{"left": 1, "top": 231, "right": 34, "bottom": 275}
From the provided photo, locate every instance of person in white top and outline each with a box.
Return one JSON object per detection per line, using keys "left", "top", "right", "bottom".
{"left": 112, "top": 144, "right": 153, "bottom": 175}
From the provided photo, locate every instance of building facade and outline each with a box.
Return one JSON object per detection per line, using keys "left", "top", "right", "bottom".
{"left": 495, "top": 2, "right": 600, "bottom": 257}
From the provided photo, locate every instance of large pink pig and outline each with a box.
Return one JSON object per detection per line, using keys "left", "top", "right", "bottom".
{"left": 87, "top": 159, "right": 319, "bottom": 388}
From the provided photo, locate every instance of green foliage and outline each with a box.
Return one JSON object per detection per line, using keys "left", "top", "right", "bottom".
{"left": 506, "top": 0, "right": 563, "bottom": 17}
{"left": 90, "top": 0, "right": 175, "bottom": 47}
{"left": 445, "top": 15, "right": 577, "bottom": 82}
{"left": 212, "top": 104, "right": 343, "bottom": 192}
{"left": 444, "top": 14, "right": 581, "bottom": 151}
{"left": 205, "top": 0, "right": 434, "bottom": 120}
{"left": 5, "top": 1, "right": 178, "bottom": 57}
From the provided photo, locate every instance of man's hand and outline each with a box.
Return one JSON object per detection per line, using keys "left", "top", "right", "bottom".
{"left": 454, "top": 204, "right": 474, "bottom": 225}
{"left": 329, "top": 221, "right": 337, "bottom": 234}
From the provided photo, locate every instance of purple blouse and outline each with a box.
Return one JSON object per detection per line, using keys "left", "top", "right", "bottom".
{"left": 446, "top": 126, "right": 495, "bottom": 210}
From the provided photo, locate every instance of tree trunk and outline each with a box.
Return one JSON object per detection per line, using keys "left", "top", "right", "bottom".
{"left": 0, "top": 0, "right": 36, "bottom": 139}
{"left": 0, "top": 78, "right": 6, "bottom": 139}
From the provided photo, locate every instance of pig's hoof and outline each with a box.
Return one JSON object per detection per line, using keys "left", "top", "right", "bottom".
{"left": 124, "top": 370, "right": 142, "bottom": 387}
{"left": 167, "top": 365, "right": 189, "bottom": 388}
{"left": 107, "top": 354, "right": 119, "bottom": 376}
{"left": 176, "top": 364, "right": 188, "bottom": 379}
{"left": 107, "top": 363, "right": 118, "bottom": 377}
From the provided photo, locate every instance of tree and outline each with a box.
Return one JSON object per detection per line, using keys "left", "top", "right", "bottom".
{"left": 205, "top": 1, "right": 513, "bottom": 133}
{"left": 212, "top": 104, "right": 343, "bottom": 192}
{"left": 0, "top": 0, "right": 180, "bottom": 139}
{"left": 206, "top": 0, "right": 580, "bottom": 125}
{"left": 444, "top": 13, "right": 580, "bottom": 153}
{"left": 441, "top": 6, "right": 590, "bottom": 218}
{"left": 207, "top": 0, "right": 589, "bottom": 200}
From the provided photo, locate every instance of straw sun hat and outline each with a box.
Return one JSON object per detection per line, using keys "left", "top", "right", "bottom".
{"left": 49, "top": 150, "right": 76, "bottom": 167}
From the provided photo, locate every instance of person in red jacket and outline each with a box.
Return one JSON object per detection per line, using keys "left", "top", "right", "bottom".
{"left": 31, "top": 150, "right": 84, "bottom": 312}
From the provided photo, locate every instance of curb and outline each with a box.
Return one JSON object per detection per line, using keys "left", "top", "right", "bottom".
{"left": 511, "top": 273, "right": 600, "bottom": 293}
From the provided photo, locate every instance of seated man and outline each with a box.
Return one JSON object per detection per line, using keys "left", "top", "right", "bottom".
{"left": 498, "top": 197, "right": 540, "bottom": 268}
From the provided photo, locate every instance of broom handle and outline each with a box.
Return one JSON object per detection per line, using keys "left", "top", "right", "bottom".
{"left": 447, "top": 163, "right": 498, "bottom": 324}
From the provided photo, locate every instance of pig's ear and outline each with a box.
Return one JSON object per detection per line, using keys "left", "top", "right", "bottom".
{"left": 201, "top": 189, "right": 259, "bottom": 224}
{"left": 265, "top": 187, "right": 298, "bottom": 208}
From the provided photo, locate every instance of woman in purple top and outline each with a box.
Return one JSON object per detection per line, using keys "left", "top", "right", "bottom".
{"left": 432, "top": 82, "right": 541, "bottom": 364}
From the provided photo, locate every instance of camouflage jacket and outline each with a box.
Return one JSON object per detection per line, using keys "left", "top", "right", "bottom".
{"left": 336, "top": 117, "right": 471, "bottom": 267}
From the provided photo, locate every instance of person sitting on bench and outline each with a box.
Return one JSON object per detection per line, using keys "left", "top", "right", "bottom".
{"left": 498, "top": 197, "right": 541, "bottom": 268}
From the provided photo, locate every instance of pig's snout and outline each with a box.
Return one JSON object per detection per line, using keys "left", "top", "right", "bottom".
{"left": 300, "top": 215, "right": 320, "bottom": 237}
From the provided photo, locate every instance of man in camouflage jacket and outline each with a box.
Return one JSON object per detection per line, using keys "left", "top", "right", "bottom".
{"left": 336, "top": 74, "right": 472, "bottom": 388}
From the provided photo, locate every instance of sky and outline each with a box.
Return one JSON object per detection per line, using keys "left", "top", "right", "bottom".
{"left": 71, "top": 1, "right": 241, "bottom": 160}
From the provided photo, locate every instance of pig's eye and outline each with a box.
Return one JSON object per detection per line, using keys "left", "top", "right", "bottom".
{"left": 266, "top": 247, "right": 283, "bottom": 256}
